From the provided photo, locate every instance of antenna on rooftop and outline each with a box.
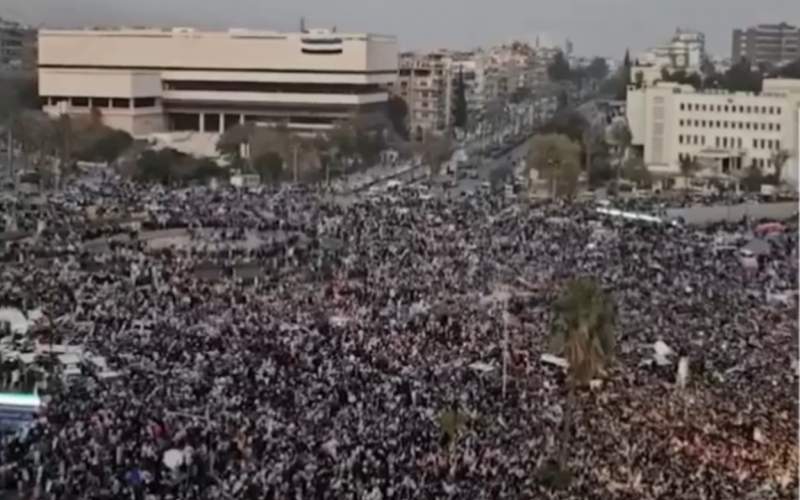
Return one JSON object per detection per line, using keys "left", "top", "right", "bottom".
{"left": 300, "top": 16, "right": 306, "bottom": 33}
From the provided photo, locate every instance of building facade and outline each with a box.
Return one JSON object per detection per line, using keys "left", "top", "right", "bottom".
{"left": 632, "top": 29, "right": 706, "bottom": 87}
{"left": 392, "top": 52, "right": 448, "bottom": 138}
{"left": 732, "top": 23, "right": 800, "bottom": 66}
{"left": 626, "top": 79, "right": 800, "bottom": 181}
{"left": 0, "top": 18, "right": 37, "bottom": 72}
{"left": 38, "top": 27, "right": 397, "bottom": 137}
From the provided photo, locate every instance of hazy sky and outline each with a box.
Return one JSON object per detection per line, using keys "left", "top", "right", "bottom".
{"left": 3, "top": 0, "right": 798, "bottom": 58}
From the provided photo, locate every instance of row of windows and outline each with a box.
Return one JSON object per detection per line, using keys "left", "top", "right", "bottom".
{"left": 678, "top": 134, "right": 781, "bottom": 150}
{"left": 46, "top": 96, "right": 158, "bottom": 108}
{"left": 679, "top": 102, "right": 782, "bottom": 115}
{"left": 679, "top": 118, "right": 781, "bottom": 132}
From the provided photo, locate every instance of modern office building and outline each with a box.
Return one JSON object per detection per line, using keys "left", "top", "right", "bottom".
{"left": 626, "top": 78, "right": 800, "bottom": 183}
{"left": 38, "top": 27, "right": 398, "bottom": 137}
{"left": 0, "top": 17, "right": 37, "bottom": 72}
{"left": 732, "top": 23, "right": 799, "bottom": 66}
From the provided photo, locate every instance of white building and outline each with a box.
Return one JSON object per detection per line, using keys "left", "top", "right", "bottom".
{"left": 626, "top": 78, "right": 800, "bottom": 183}
{"left": 632, "top": 29, "right": 706, "bottom": 87}
{"left": 38, "top": 27, "right": 398, "bottom": 138}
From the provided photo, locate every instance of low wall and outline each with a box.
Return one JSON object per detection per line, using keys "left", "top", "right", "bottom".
{"left": 666, "top": 202, "right": 798, "bottom": 225}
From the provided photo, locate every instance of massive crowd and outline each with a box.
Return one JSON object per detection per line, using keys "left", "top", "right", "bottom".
{"left": 0, "top": 175, "right": 797, "bottom": 499}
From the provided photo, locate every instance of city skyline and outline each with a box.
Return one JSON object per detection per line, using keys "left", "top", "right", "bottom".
{"left": 2, "top": 0, "right": 799, "bottom": 58}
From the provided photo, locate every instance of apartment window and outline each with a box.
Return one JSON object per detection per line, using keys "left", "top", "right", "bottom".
{"left": 679, "top": 119, "right": 684, "bottom": 126}
{"left": 71, "top": 97, "right": 89, "bottom": 107}
{"left": 679, "top": 134, "right": 684, "bottom": 144}
{"left": 701, "top": 136, "right": 706, "bottom": 145}
{"left": 701, "top": 104, "right": 707, "bottom": 111}
{"left": 722, "top": 137, "right": 728, "bottom": 147}
{"left": 111, "top": 98, "right": 130, "bottom": 108}
{"left": 752, "top": 138, "right": 758, "bottom": 148}
{"left": 702, "top": 120, "right": 707, "bottom": 127}
{"left": 739, "top": 105, "right": 744, "bottom": 112}
{"left": 680, "top": 103, "right": 685, "bottom": 111}
{"left": 92, "top": 97, "right": 109, "bottom": 108}
{"left": 776, "top": 124, "right": 781, "bottom": 131}
{"left": 777, "top": 108, "right": 782, "bottom": 115}
{"left": 776, "top": 140, "right": 780, "bottom": 149}
{"left": 761, "top": 106, "right": 767, "bottom": 113}
{"left": 723, "top": 121, "right": 728, "bottom": 128}
{"left": 737, "top": 137, "right": 742, "bottom": 148}
{"left": 723, "top": 105, "right": 728, "bottom": 112}
{"left": 746, "top": 122, "right": 751, "bottom": 130}
{"left": 716, "top": 120, "right": 721, "bottom": 127}
{"left": 767, "top": 139, "right": 773, "bottom": 149}
{"left": 716, "top": 137, "right": 720, "bottom": 148}
{"left": 760, "top": 139, "right": 766, "bottom": 148}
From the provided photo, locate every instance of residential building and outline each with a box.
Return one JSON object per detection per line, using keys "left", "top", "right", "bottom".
{"left": 626, "top": 78, "right": 800, "bottom": 184}
{"left": 392, "top": 51, "right": 449, "bottom": 139}
{"left": 0, "top": 17, "right": 37, "bottom": 72}
{"left": 732, "top": 23, "right": 800, "bottom": 66}
{"left": 38, "top": 27, "right": 397, "bottom": 137}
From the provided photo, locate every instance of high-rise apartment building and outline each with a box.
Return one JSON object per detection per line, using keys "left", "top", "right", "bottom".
{"left": 732, "top": 23, "right": 800, "bottom": 66}
{"left": 38, "top": 27, "right": 397, "bottom": 137}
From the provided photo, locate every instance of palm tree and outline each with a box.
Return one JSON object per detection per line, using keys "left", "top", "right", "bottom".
{"left": 547, "top": 278, "right": 616, "bottom": 482}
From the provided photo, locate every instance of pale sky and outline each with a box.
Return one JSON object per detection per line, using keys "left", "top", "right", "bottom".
{"left": 2, "top": 0, "right": 798, "bottom": 58}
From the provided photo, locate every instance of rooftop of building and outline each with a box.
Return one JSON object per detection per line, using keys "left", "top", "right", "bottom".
{"left": 38, "top": 26, "right": 396, "bottom": 42}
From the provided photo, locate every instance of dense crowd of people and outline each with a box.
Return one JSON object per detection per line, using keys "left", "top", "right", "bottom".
{"left": 0, "top": 175, "right": 797, "bottom": 499}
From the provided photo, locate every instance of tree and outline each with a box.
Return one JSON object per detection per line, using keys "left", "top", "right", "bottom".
{"left": 416, "top": 131, "right": 453, "bottom": 178}
{"left": 621, "top": 154, "right": 652, "bottom": 188}
{"left": 723, "top": 58, "right": 763, "bottom": 93}
{"left": 386, "top": 95, "right": 409, "bottom": 140}
{"left": 776, "top": 58, "right": 800, "bottom": 79}
{"left": 253, "top": 152, "right": 284, "bottom": 184}
{"left": 679, "top": 156, "right": 702, "bottom": 191}
{"left": 135, "top": 148, "right": 185, "bottom": 185}
{"left": 75, "top": 127, "right": 133, "bottom": 164}
{"left": 527, "top": 134, "right": 582, "bottom": 198}
{"left": 586, "top": 57, "right": 610, "bottom": 81}
{"left": 605, "top": 119, "right": 632, "bottom": 184}
{"left": 453, "top": 69, "right": 468, "bottom": 129}
{"left": 770, "top": 149, "right": 790, "bottom": 184}
{"left": 659, "top": 68, "right": 702, "bottom": 89}
{"left": 547, "top": 278, "right": 616, "bottom": 480}
{"left": 623, "top": 49, "right": 631, "bottom": 69}
{"left": 548, "top": 51, "right": 572, "bottom": 82}
{"left": 541, "top": 110, "right": 588, "bottom": 144}
{"left": 740, "top": 164, "right": 764, "bottom": 192}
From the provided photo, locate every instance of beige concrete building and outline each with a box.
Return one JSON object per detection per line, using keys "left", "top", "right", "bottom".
{"left": 38, "top": 27, "right": 398, "bottom": 138}
{"left": 626, "top": 78, "right": 800, "bottom": 184}
{"left": 392, "top": 51, "right": 450, "bottom": 140}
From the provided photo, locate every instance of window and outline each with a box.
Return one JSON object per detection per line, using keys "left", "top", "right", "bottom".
{"left": 701, "top": 120, "right": 706, "bottom": 127}
{"left": 715, "top": 137, "right": 720, "bottom": 147}
{"left": 71, "top": 97, "right": 89, "bottom": 107}
{"left": 680, "top": 103, "right": 685, "bottom": 111}
{"left": 724, "top": 105, "right": 729, "bottom": 112}
{"left": 701, "top": 136, "right": 706, "bottom": 145}
{"left": 776, "top": 140, "right": 780, "bottom": 149}
{"left": 753, "top": 138, "right": 758, "bottom": 148}
{"left": 679, "top": 119, "right": 684, "bottom": 126}
{"left": 701, "top": 104, "right": 707, "bottom": 111}
{"left": 112, "top": 98, "right": 130, "bottom": 108}
{"left": 739, "top": 105, "right": 744, "bottom": 112}
{"left": 760, "top": 139, "right": 766, "bottom": 148}
{"left": 723, "top": 121, "right": 728, "bottom": 128}
{"left": 679, "top": 135, "right": 684, "bottom": 144}
{"left": 737, "top": 137, "right": 742, "bottom": 148}
{"left": 761, "top": 106, "right": 767, "bottom": 113}
{"left": 92, "top": 97, "right": 109, "bottom": 108}
{"left": 722, "top": 137, "right": 728, "bottom": 147}
{"left": 746, "top": 122, "right": 751, "bottom": 130}
{"left": 134, "top": 97, "right": 156, "bottom": 108}
{"left": 716, "top": 120, "right": 721, "bottom": 127}
{"left": 776, "top": 124, "right": 781, "bottom": 131}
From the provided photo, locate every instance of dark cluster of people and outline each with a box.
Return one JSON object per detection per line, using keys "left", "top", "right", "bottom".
{"left": 0, "top": 176, "right": 797, "bottom": 499}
